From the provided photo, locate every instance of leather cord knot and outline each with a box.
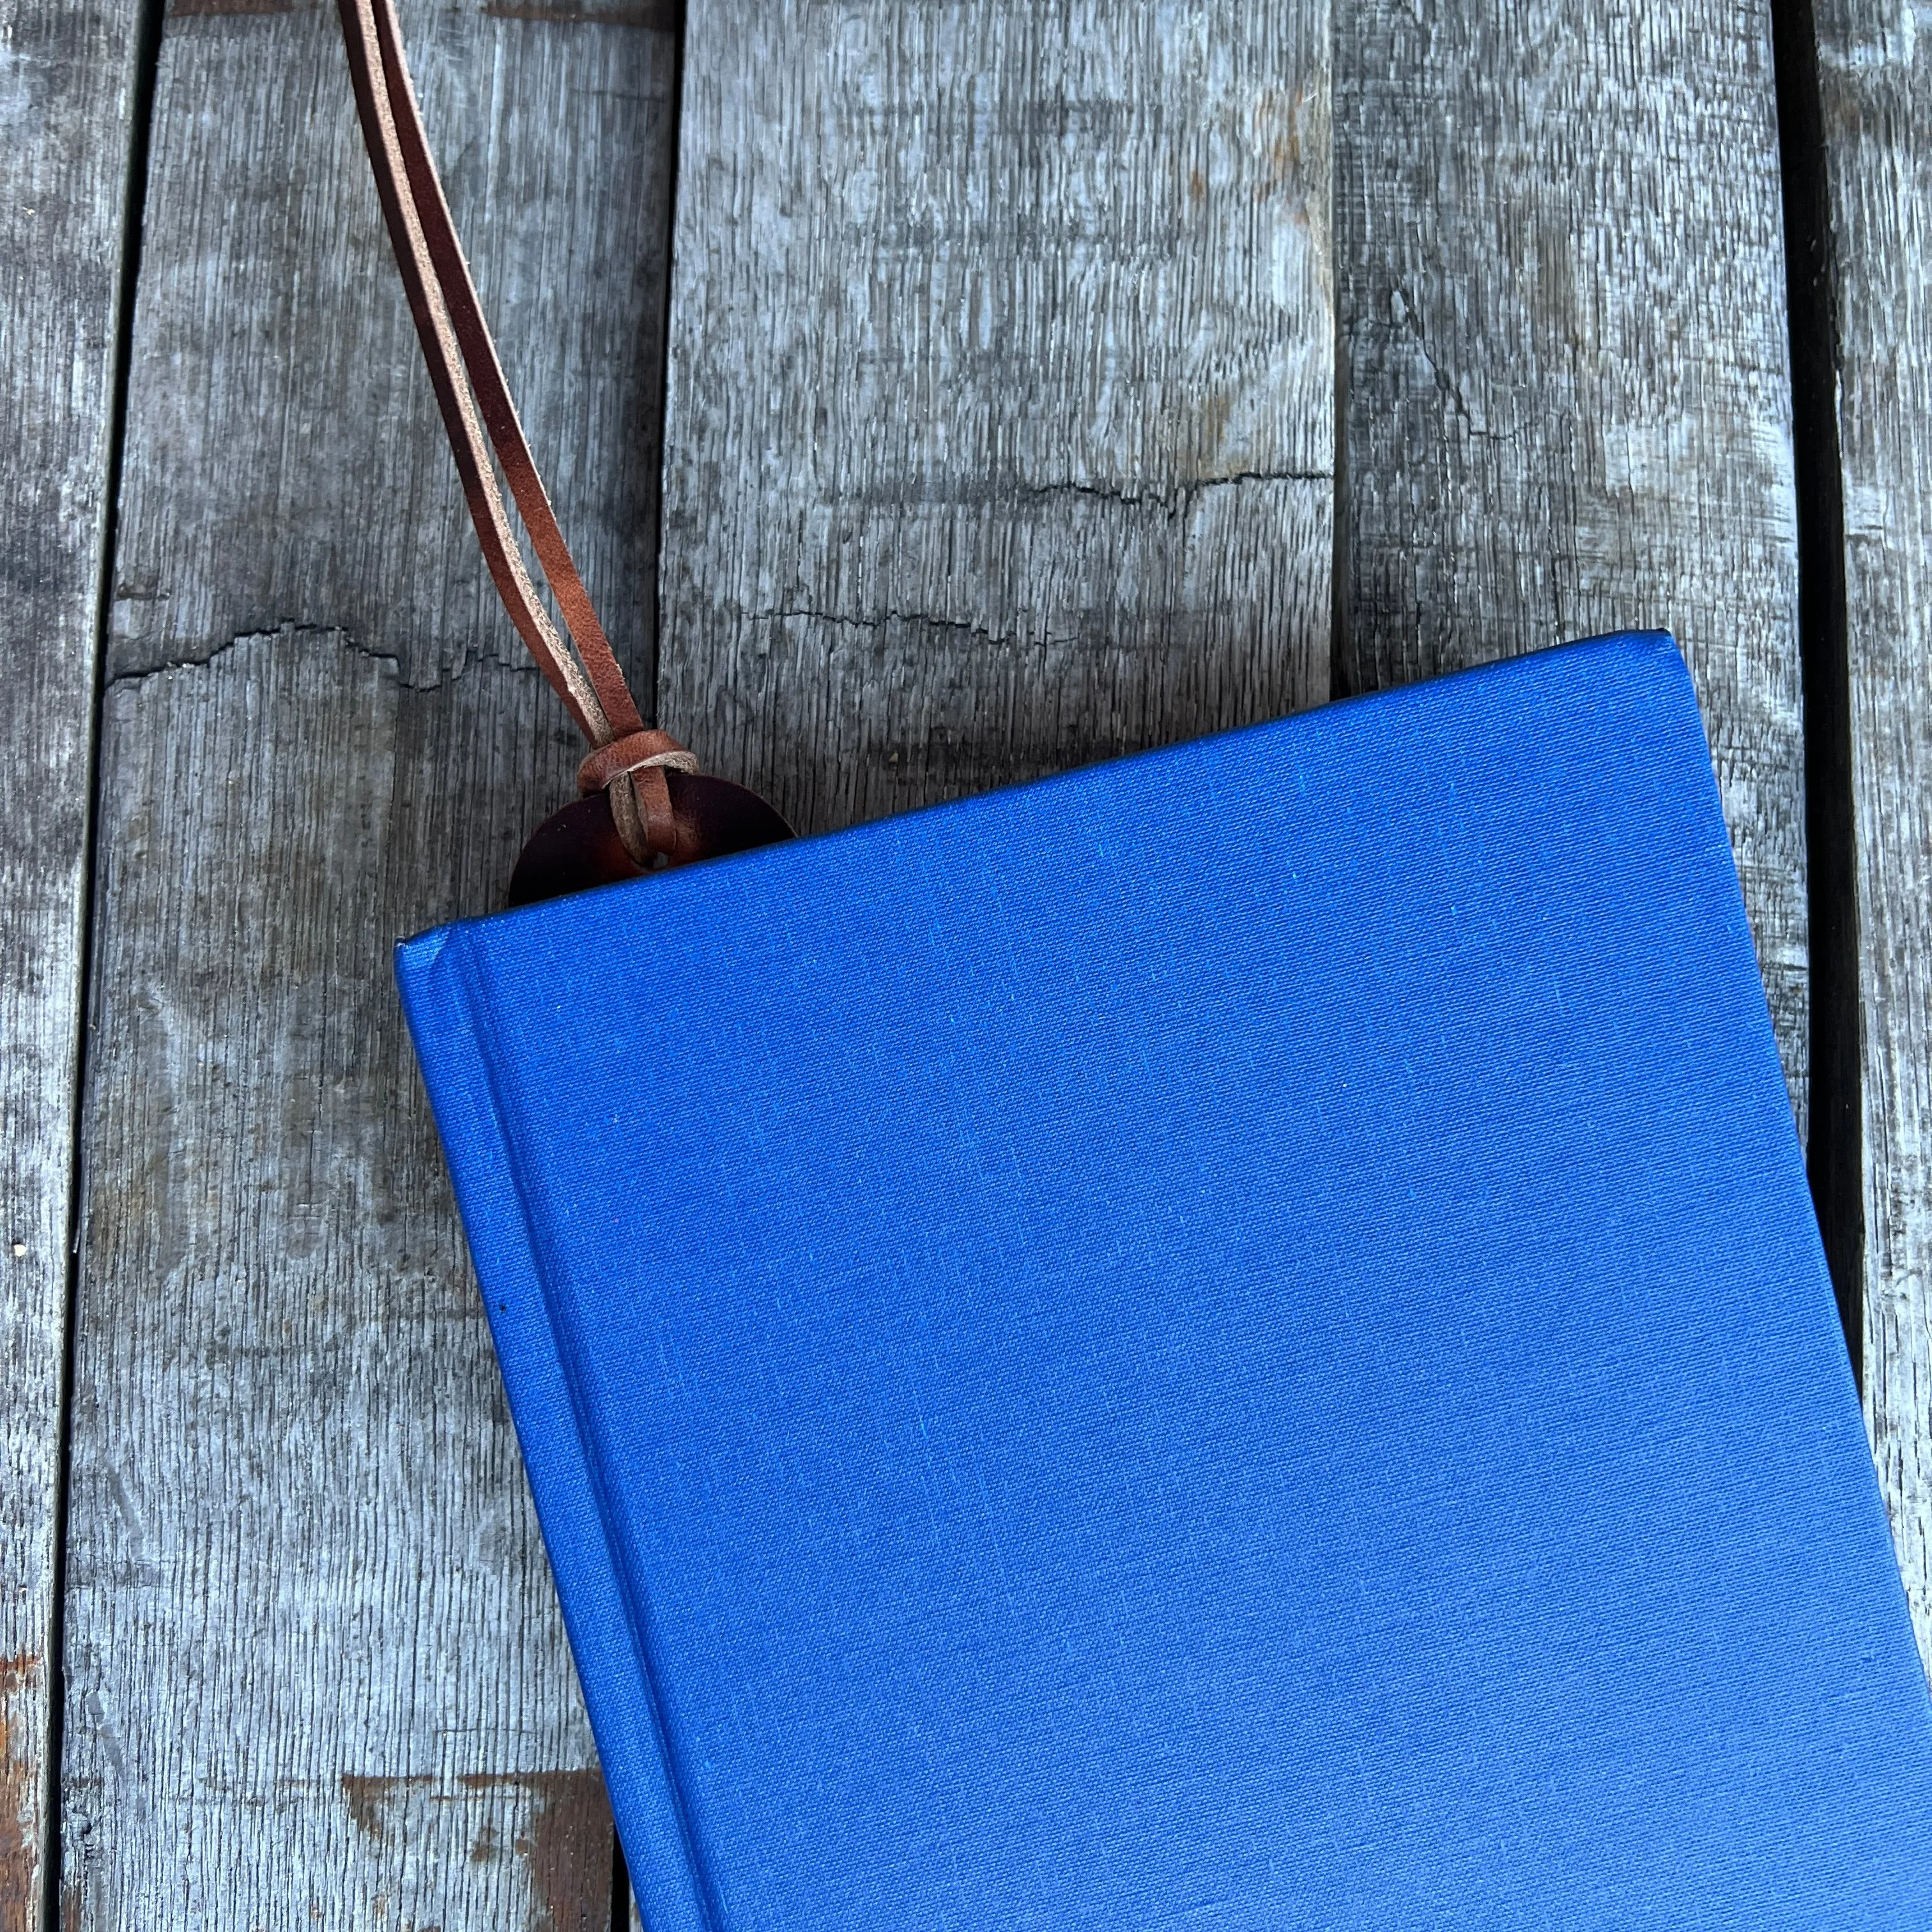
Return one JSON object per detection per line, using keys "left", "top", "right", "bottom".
{"left": 577, "top": 729, "right": 702, "bottom": 866}
{"left": 577, "top": 729, "right": 701, "bottom": 794}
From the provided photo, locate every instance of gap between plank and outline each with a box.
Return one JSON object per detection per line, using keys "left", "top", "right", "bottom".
{"left": 610, "top": 1818, "right": 632, "bottom": 1931}
{"left": 1770, "top": 0, "right": 1863, "bottom": 1379}
{"left": 641, "top": 0, "right": 689, "bottom": 730}
{"left": 41, "top": 3, "right": 171, "bottom": 1926}
{"left": 1330, "top": 263, "right": 1351, "bottom": 704}
{"left": 613, "top": 0, "right": 688, "bottom": 1916}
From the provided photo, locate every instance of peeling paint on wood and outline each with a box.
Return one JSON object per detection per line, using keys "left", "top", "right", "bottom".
{"left": 1813, "top": 0, "right": 1932, "bottom": 1667}
{"left": 659, "top": 0, "right": 1335, "bottom": 836}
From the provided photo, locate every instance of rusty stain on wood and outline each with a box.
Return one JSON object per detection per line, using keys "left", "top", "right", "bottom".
{"left": 340, "top": 1770, "right": 612, "bottom": 1931}
{"left": 463, "top": 1772, "right": 613, "bottom": 1932}
{"left": 0, "top": 1653, "right": 42, "bottom": 1932}
{"left": 338, "top": 1772, "right": 435, "bottom": 1846}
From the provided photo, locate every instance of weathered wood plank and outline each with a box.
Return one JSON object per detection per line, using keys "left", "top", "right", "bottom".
{"left": 659, "top": 0, "right": 1335, "bottom": 834}
{"left": 59, "top": 3, "right": 675, "bottom": 1923}
{"left": 1813, "top": 0, "right": 1932, "bottom": 1662}
{"left": 1334, "top": 1, "right": 1808, "bottom": 1121}
{"left": 0, "top": 0, "right": 145, "bottom": 1921}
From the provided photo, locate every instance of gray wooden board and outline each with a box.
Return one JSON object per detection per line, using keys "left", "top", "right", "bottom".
{"left": 659, "top": 0, "right": 1337, "bottom": 834}
{"left": 59, "top": 2, "right": 676, "bottom": 1923}
{"left": 0, "top": 0, "right": 143, "bottom": 1922}
{"left": 1814, "top": 0, "right": 1932, "bottom": 1664}
{"left": 1334, "top": 2, "right": 1809, "bottom": 1122}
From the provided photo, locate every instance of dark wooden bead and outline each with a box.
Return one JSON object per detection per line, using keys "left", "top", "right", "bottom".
{"left": 507, "top": 773, "right": 794, "bottom": 908}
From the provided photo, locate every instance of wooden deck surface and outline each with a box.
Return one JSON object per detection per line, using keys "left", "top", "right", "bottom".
{"left": 2, "top": 0, "right": 1928, "bottom": 1923}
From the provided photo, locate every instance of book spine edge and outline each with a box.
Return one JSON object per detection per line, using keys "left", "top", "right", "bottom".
{"left": 395, "top": 926, "right": 714, "bottom": 1932}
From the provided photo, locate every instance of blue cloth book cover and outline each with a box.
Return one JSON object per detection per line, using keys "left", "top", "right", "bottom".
{"left": 397, "top": 632, "right": 1932, "bottom": 1928}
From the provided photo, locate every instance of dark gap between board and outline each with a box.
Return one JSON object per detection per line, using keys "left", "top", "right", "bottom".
{"left": 608, "top": 0, "right": 689, "bottom": 1919}
{"left": 643, "top": 0, "right": 690, "bottom": 728}
{"left": 610, "top": 1815, "right": 632, "bottom": 1931}
{"left": 1329, "top": 251, "right": 1353, "bottom": 705}
{"left": 43, "top": 0, "right": 173, "bottom": 1924}
{"left": 1770, "top": 0, "right": 1864, "bottom": 1381}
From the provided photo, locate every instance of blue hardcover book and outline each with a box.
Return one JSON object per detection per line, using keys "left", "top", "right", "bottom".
{"left": 398, "top": 632, "right": 1932, "bottom": 1928}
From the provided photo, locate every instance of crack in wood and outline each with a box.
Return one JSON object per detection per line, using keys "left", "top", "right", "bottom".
{"left": 105, "top": 622, "right": 544, "bottom": 693}
{"left": 484, "top": 0, "right": 678, "bottom": 24}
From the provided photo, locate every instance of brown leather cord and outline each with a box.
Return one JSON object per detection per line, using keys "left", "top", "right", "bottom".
{"left": 338, "top": 0, "right": 681, "bottom": 863}
{"left": 577, "top": 729, "right": 700, "bottom": 792}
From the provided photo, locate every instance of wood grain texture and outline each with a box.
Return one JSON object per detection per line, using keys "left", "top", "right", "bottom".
{"left": 59, "top": 3, "right": 676, "bottom": 1922}
{"left": 659, "top": 0, "right": 1335, "bottom": 834}
{"left": 107, "top": 1, "right": 667, "bottom": 691}
{"left": 0, "top": 1, "right": 144, "bottom": 1923}
{"left": 1334, "top": 1, "right": 1809, "bottom": 1119}
{"left": 1813, "top": 0, "right": 1932, "bottom": 1661}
